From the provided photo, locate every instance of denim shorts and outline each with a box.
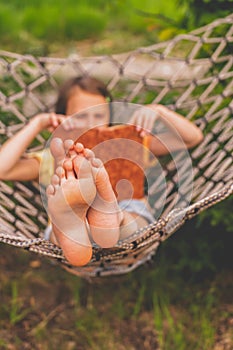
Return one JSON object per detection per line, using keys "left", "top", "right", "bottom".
{"left": 118, "top": 199, "right": 155, "bottom": 224}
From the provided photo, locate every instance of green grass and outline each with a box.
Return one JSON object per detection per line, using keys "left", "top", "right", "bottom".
{"left": 8, "top": 281, "right": 31, "bottom": 325}
{"left": 152, "top": 289, "right": 218, "bottom": 350}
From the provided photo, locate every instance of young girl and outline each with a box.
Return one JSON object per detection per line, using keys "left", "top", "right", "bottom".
{"left": 0, "top": 76, "right": 203, "bottom": 266}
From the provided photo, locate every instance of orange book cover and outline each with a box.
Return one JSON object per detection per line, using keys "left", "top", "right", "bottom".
{"left": 76, "top": 125, "right": 146, "bottom": 201}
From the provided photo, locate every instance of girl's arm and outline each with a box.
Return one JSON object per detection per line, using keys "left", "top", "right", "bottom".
{"left": 0, "top": 113, "right": 62, "bottom": 181}
{"left": 130, "top": 104, "right": 203, "bottom": 156}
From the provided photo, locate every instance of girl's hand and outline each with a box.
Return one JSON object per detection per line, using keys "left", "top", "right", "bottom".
{"left": 33, "top": 113, "right": 65, "bottom": 132}
{"left": 60, "top": 116, "right": 81, "bottom": 131}
{"left": 129, "top": 104, "right": 159, "bottom": 137}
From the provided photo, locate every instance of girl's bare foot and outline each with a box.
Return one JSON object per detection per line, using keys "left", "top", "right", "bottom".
{"left": 83, "top": 148, "right": 146, "bottom": 244}
{"left": 46, "top": 151, "right": 96, "bottom": 266}
{"left": 77, "top": 145, "right": 123, "bottom": 248}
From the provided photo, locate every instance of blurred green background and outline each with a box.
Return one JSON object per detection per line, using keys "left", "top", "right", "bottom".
{"left": 1, "top": 0, "right": 232, "bottom": 56}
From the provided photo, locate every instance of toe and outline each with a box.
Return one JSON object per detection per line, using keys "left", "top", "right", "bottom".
{"left": 55, "top": 166, "right": 65, "bottom": 183}
{"left": 64, "top": 139, "right": 75, "bottom": 157}
{"left": 51, "top": 174, "right": 60, "bottom": 188}
{"left": 64, "top": 159, "right": 75, "bottom": 179}
{"left": 73, "top": 155, "right": 92, "bottom": 179}
{"left": 46, "top": 184, "right": 55, "bottom": 196}
{"left": 91, "top": 157, "right": 102, "bottom": 168}
{"left": 83, "top": 148, "right": 95, "bottom": 160}
{"left": 50, "top": 138, "right": 66, "bottom": 166}
{"left": 74, "top": 142, "right": 84, "bottom": 154}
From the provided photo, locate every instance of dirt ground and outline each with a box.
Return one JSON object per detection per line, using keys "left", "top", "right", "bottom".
{"left": 0, "top": 245, "right": 160, "bottom": 350}
{"left": 0, "top": 227, "right": 232, "bottom": 350}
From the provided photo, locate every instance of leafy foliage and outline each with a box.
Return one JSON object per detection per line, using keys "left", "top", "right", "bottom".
{"left": 178, "top": 0, "right": 233, "bottom": 26}
{"left": 198, "top": 197, "right": 233, "bottom": 232}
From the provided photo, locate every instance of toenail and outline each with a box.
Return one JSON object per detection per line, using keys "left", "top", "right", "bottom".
{"left": 52, "top": 174, "right": 60, "bottom": 183}
{"left": 56, "top": 166, "right": 64, "bottom": 175}
{"left": 64, "top": 159, "right": 73, "bottom": 169}
{"left": 92, "top": 158, "right": 102, "bottom": 167}
{"left": 84, "top": 149, "right": 94, "bottom": 158}
{"left": 75, "top": 143, "right": 84, "bottom": 151}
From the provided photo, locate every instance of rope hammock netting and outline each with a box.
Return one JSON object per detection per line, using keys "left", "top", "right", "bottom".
{"left": 0, "top": 14, "right": 232, "bottom": 278}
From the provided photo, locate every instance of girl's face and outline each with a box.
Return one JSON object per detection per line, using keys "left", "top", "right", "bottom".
{"left": 66, "top": 87, "right": 110, "bottom": 129}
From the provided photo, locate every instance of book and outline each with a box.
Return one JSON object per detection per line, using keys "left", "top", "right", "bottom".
{"left": 76, "top": 124, "right": 146, "bottom": 201}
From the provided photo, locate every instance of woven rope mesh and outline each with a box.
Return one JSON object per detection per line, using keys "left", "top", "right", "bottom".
{"left": 0, "top": 15, "right": 232, "bottom": 277}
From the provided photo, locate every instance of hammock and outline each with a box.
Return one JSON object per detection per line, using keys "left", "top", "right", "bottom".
{"left": 0, "top": 15, "right": 232, "bottom": 278}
